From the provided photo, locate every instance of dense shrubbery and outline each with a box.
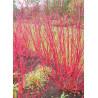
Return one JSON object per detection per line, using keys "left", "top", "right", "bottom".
{"left": 13, "top": 0, "right": 84, "bottom": 97}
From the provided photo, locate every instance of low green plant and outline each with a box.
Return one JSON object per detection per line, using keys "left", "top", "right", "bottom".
{"left": 23, "top": 65, "right": 51, "bottom": 89}
{"left": 60, "top": 92, "right": 69, "bottom": 98}
{"left": 13, "top": 83, "right": 18, "bottom": 98}
{"left": 13, "top": 72, "right": 20, "bottom": 79}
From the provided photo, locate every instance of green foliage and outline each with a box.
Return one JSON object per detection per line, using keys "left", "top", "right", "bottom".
{"left": 23, "top": 65, "right": 51, "bottom": 89}
{"left": 13, "top": 72, "right": 20, "bottom": 80}
{"left": 13, "top": 83, "right": 18, "bottom": 91}
{"left": 13, "top": 83, "right": 18, "bottom": 98}
{"left": 60, "top": 92, "right": 69, "bottom": 98}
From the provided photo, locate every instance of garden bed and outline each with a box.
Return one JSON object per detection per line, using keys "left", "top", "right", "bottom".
{"left": 14, "top": 51, "right": 84, "bottom": 98}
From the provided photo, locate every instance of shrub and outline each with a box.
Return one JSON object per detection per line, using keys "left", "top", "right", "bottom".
{"left": 28, "top": 3, "right": 84, "bottom": 95}
{"left": 13, "top": 0, "right": 84, "bottom": 97}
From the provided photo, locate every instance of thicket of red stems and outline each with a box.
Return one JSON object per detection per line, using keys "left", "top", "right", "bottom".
{"left": 13, "top": 0, "right": 84, "bottom": 97}
{"left": 28, "top": 1, "right": 84, "bottom": 94}
{"left": 13, "top": 22, "right": 30, "bottom": 96}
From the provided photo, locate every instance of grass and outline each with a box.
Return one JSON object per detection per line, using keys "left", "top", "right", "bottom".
{"left": 23, "top": 65, "right": 51, "bottom": 89}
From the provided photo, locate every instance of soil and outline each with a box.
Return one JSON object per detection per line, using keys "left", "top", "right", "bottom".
{"left": 21, "top": 82, "right": 84, "bottom": 98}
